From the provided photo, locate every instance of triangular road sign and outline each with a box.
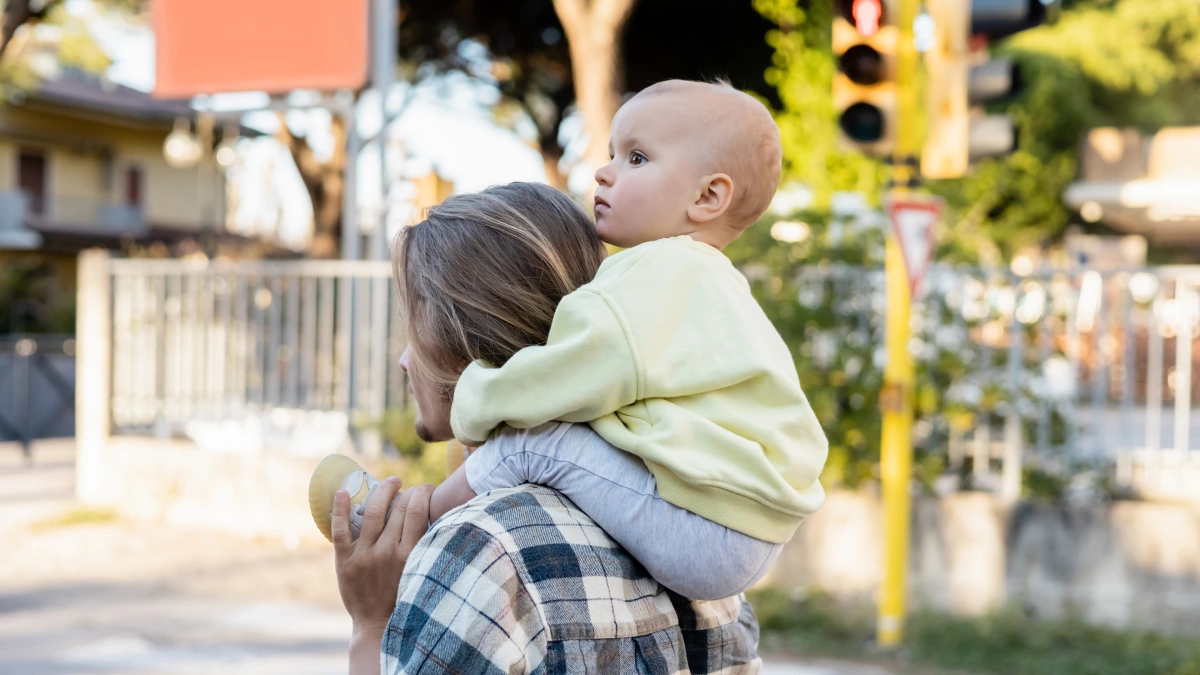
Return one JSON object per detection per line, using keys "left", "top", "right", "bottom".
{"left": 887, "top": 198, "right": 942, "bottom": 298}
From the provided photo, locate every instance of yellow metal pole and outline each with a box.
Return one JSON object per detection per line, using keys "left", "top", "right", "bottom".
{"left": 877, "top": 0, "right": 921, "bottom": 649}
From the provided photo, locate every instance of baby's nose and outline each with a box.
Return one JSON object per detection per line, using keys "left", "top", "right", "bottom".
{"left": 594, "top": 162, "right": 614, "bottom": 186}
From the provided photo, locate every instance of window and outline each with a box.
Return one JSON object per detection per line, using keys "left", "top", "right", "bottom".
{"left": 18, "top": 150, "right": 46, "bottom": 216}
{"left": 125, "top": 166, "right": 143, "bottom": 207}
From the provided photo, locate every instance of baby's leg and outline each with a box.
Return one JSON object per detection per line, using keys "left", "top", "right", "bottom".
{"left": 466, "top": 422, "right": 782, "bottom": 600}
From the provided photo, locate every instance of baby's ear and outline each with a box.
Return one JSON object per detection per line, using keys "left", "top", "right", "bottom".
{"left": 688, "top": 173, "right": 734, "bottom": 224}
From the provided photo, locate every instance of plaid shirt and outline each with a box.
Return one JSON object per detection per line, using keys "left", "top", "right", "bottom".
{"left": 381, "top": 485, "right": 762, "bottom": 674}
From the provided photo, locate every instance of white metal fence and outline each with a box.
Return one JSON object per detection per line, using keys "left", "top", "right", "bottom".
{"left": 108, "top": 258, "right": 406, "bottom": 454}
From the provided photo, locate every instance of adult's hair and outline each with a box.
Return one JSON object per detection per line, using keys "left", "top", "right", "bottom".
{"left": 393, "top": 182, "right": 606, "bottom": 395}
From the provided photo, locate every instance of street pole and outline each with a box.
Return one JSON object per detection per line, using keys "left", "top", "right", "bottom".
{"left": 877, "top": 0, "right": 921, "bottom": 649}
{"left": 370, "top": 0, "right": 396, "bottom": 263}
{"left": 360, "top": 0, "right": 397, "bottom": 458}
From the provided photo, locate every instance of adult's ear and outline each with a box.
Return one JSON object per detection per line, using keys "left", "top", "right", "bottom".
{"left": 687, "top": 173, "right": 734, "bottom": 224}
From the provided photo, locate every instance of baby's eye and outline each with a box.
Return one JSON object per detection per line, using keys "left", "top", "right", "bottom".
{"left": 629, "top": 151, "right": 647, "bottom": 165}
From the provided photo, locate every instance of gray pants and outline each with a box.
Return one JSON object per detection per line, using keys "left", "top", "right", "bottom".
{"left": 464, "top": 422, "right": 783, "bottom": 600}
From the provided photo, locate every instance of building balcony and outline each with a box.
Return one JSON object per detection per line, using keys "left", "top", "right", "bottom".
{"left": 0, "top": 190, "right": 150, "bottom": 251}
{"left": 0, "top": 192, "right": 40, "bottom": 249}
{"left": 23, "top": 192, "right": 148, "bottom": 235}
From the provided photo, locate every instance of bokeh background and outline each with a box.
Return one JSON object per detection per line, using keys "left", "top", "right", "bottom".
{"left": 2, "top": 0, "right": 1200, "bottom": 673}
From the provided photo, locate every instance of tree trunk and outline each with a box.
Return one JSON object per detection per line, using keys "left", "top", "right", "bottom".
{"left": 553, "top": 0, "right": 637, "bottom": 191}
{"left": 276, "top": 113, "right": 347, "bottom": 258}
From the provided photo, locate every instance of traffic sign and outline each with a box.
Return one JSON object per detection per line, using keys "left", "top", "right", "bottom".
{"left": 887, "top": 198, "right": 942, "bottom": 297}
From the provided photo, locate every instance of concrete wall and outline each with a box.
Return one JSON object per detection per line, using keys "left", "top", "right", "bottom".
{"left": 765, "top": 490, "right": 1200, "bottom": 635}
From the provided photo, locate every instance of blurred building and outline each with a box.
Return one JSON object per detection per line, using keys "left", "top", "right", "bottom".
{"left": 1064, "top": 127, "right": 1200, "bottom": 244}
{"left": 0, "top": 72, "right": 293, "bottom": 332}
{"left": 0, "top": 74, "right": 226, "bottom": 256}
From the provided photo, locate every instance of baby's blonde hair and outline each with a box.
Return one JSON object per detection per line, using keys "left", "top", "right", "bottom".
{"left": 635, "top": 79, "right": 782, "bottom": 228}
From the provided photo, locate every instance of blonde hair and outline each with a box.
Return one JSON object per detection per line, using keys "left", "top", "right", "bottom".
{"left": 393, "top": 182, "right": 606, "bottom": 394}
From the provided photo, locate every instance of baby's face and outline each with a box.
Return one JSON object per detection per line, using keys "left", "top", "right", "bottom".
{"left": 593, "top": 95, "right": 703, "bottom": 248}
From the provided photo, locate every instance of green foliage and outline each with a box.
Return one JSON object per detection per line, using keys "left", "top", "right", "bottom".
{"left": 1021, "top": 465, "right": 1069, "bottom": 500}
{"left": 0, "top": 257, "right": 75, "bottom": 334}
{"left": 378, "top": 407, "right": 429, "bottom": 459}
{"left": 750, "top": 587, "right": 875, "bottom": 659}
{"left": 377, "top": 440, "right": 450, "bottom": 489}
{"left": 353, "top": 406, "right": 451, "bottom": 487}
{"left": 31, "top": 505, "right": 119, "bottom": 531}
{"left": 750, "top": 586, "right": 1200, "bottom": 675}
{"left": 53, "top": 5, "right": 113, "bottom": 74}
{"left": 907, "top": 609, "right": 1200, "bottom": 675}
{"left": 0, "top": 2, "right": 116, "bottom": 91}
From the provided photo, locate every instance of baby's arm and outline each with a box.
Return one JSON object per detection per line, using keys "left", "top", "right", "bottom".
{"left": 429, "top": 466, "right": 476, "bottom": 523}
{"left": 450, "top": 288, "right": 639, "bottom": 446}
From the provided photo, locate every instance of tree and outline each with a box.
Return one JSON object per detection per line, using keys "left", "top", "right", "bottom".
{"left": 274, "top": 113, "right": 348, "bottom": 258}
{"left": 398, "top": 0, "right": 777, "bottom": 190}
{"left": 1, "top": 0, "right": 60, "bottom": 59}
{"left": 551, "top": 0, "right": 637, "bottom": 175}
{"left": 0, "top": 0, "right": 132, "bottom": 91}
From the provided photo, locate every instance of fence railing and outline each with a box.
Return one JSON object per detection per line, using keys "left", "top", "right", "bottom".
{"left": 99, "top": 253, "right": 1200, "bottom": 497}
{"left": 107, "top": 257, "right": 406, "bottom": 455}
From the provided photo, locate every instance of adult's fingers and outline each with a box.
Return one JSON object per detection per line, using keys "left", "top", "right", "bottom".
{"left": 359, "top": 476, "right": 402, "bottom": 545}
{"left": 399, "top": 484, "right": 434, "bottom": 553}
{"left": 379, "top": 483, "right": 411, "bottom": 546}
{"left": 330, "top": 490, "right": 352, "bottom": 555}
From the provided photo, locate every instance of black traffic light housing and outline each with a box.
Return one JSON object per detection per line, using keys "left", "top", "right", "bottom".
{"left": 833, "top": 0, "right": 898, "bottom": 154}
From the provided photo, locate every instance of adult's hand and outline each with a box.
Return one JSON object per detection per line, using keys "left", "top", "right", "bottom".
{"left": 332, "top": 477, "right": 434, "bottom": 675}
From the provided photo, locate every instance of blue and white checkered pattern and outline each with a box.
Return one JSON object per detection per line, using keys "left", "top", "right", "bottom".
{"left": 381, "top": 485, "right": 762, "bottom": 674}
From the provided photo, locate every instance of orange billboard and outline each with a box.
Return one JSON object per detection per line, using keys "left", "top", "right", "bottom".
{"left": 153, "top": 0, "right": 369, "bottom": 98}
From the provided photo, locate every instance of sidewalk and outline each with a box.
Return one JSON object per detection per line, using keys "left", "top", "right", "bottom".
{"left": 1, "top": 440, "right": 349, "bottom": 674}
{"left": 0, "top": 440, "right": 894, "bottom": 675}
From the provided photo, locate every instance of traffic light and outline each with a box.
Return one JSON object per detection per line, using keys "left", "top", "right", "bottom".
{"left": 921, "top": 0, "right": 1047, "bottom": 179}
{"left": 833, "top": 0, "right": 898, "bottom": 155}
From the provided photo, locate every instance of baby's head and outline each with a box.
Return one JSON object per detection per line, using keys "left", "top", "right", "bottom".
{"left": 593, "top": 79, "right": 781, "bottom": 250}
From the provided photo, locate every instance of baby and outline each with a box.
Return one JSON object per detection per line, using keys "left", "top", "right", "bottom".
{"left": 310, "top": 79, "right": 828, "bottom": 600}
